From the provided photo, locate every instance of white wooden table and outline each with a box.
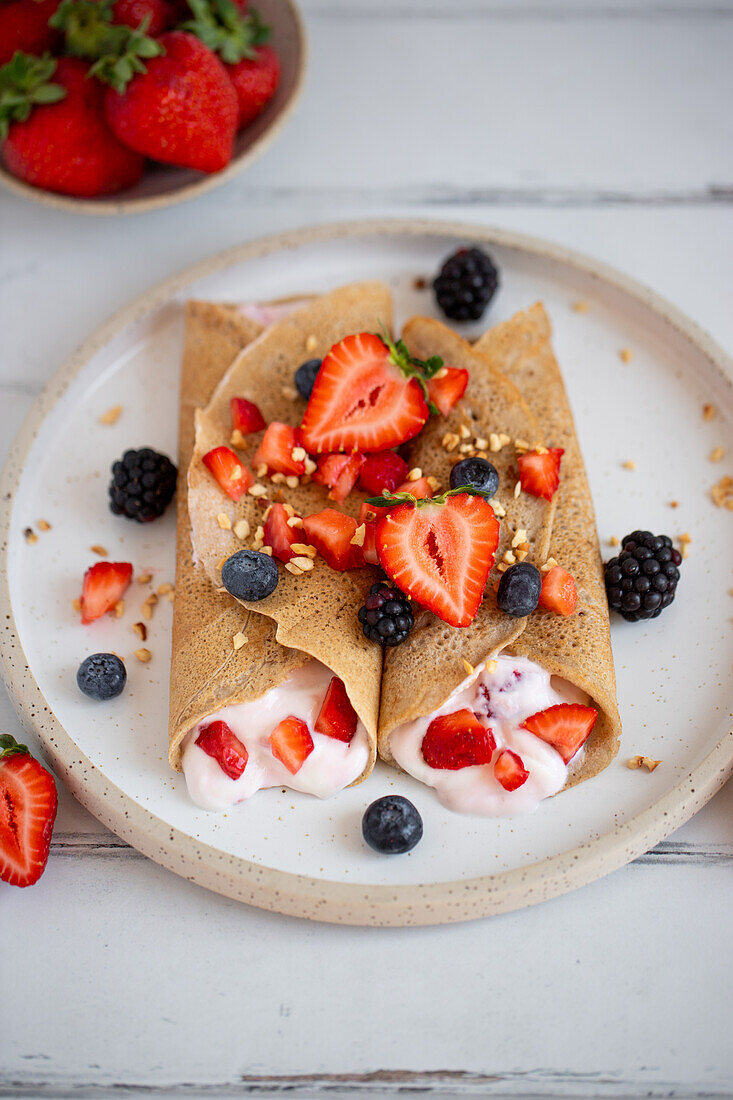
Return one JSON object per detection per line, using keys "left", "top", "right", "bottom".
{"left": 2, "top": 2, "right": 732, "bottom": 1097}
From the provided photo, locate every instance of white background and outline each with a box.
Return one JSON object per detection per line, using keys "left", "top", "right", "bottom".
{"left": 1, "top": 1, "right": 732, "bottom": 1097}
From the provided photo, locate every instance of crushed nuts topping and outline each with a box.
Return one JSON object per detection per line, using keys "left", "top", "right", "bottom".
{"left": 702, "top": 403, "right": 717, "bottom": 421}
{"left": 90, "top": 544, "right": 108, "bottom": 557}
{"left": 488, "top": 498, "right": 506, "bottom": 518}
{"left": 503, "top": 549, "right": 516, "bottom": 565}
{"left": 709, "top": 446, "right": 725, "bottom": 463}
{"left": 286, "top": 515, "right": 304, "bottom": 528}
{"left": 216, "top": 513, "right": 232, "bottom": 530}
{"left": 255, "top": 463, "right": 268, "bottom": 478}
{"left": 114, "top": 600, "right": 125, "bottom": 618}
{"left": 627, "top": 755, "right": 662, "bottom": 772}
{"left": 285, "top": 475, "right": 300, "bottom": 490}
{"left": 291, "top": 542, "right": 316, "bottom": 557}
{"left": 609, "top": 535, "right": 620, "bottom": 547}
{"left": 489, "top": 433, "right": 502, "bottom": 453}
{"left": 427, "top": 476, "right": 440, "bottom": 491}
{"left": 442, "top": 431, "right": 460, "bottom": 452}
{"left": 511, "top": 528, "right": 527, "bottom": 548}
{"left": 290, "top": 555, "right": 314, "bottom": 571}
{"left": 281, "top": 385, "right": 298, "bottom": 401}
{"left": 157, "top": 583, "right": 173, "bottom": 596}
{"left": 350, "top": 524, "right": 366, "bottom": 547}
{"left": 285, "top": 561, "right": 303, "bottom": 576}
{"left": 406, "top": 467, "right": 422, "bottom": 481}
{"left": 305, "top": 334, "right": 318, "bottom": 353}
{"left": 541, "top": 557, "right": 559, "bottom": 573}
{"left": 137, "top": 572, "right": 152, "bottom": 585}
{"left": 24, "top": 528, "right": 38, "bottom": 544}
{"left": 711, "top": 475, "right": 733, "bottom": 509}
{"left": 232, "top": 632, "right": 247, "bottom": 651}
{"left": 462, "top": 659, "right": 474, "bottom": 676}
{"left": 486, "top": 659, "right": 498, "bottom": 674}
{"left": 260, "top": 546, "right": 273, "bottom": 556}
{"left": 233, "top": 518, "right": 250, "bottom": 539}
{"left": 230, "top": 429, "right": 247, "bottom": 449}
{"left": 99, "top": 405, "right": 122, "bottom": 426}
{"left": 677, "top": 532, "right": 692, "bottom": 559}
{"left": 37, "top": 519, "right": 51, "bottom": 532}
{"left": 304, "top": 456, "right": 317, "bottom": 475}
{"left": 291, "top": 446, "right": 307, "bottom": 463}
{"left": 458, "top": 424, "right": 471, "bottom": 440}
{"left": 513, "top": 480, "right": 522, "bottom": 499}
{"left": 572, "top": 300, "right": 590, "bottom": 313}
{"left": 622, "top": 460, "right": 636, "bottom": 471}
{"left": 515, "top": 549, "right": 528, "bottom": 561}
{"left": 248, "top": 484, "right": 267, "bottom": 498}
{"left": 514, "top": 438, "right": 529, "bottom": 452}
{"left": 619, "top": 348, "right": 633, "bottom": 363}
{"left": 134, "top": 648, "right": 151, "bottom": 663}
{"left": 132, "top": 621, "right": 147, "bottom": 641}
{"left": 271, "top": 472, "right": 286, "bottom": 485}
{"left": 72, "top": 597, "right": 82, "bottom": 612}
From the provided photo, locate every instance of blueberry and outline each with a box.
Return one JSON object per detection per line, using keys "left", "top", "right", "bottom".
{"left": 294, "top": 358, "right": 322, "bottom": 400}
{"left": 362, "top": 796, "right": 423, "bottom": 854}
{"left": 222, "top": 549, "right": 279, "bottom": 602}
{"left": 496, "top": 562, "right": 541, "bottom": 617}
{"left": 77, "top": 653, "right": 127, "bottom": 701}
{"left": 449, "top": 456, "right": 499, "bottom": 498}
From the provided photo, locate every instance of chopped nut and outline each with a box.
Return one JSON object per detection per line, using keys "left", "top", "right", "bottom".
{"left": 503, "top": 549, "right": 516, "bottom": 565}
{"left": 281, "top": 385, "right": 298, "bottom": 401}
{"left": 133, "top": 648, "right": 151, "bottom": 663}
{"left": 157, "top": 583, "right": 173, "bottom": 596}
{"left": 474, "top": 437, "right": 489, "bottom": 451}
{"left": 427, "top": 476, "right": 440, "bottom": 491}
{"left": 304, "top": 456, "right": 317, "bottom": 475}
{"left": 609, "top": 535, "right": 620, "bottom": 547}
{"left": 230, "top": 429, "right": 247, "bottom": 449}
{"left": 488, "top": 498, "right": 506, "bottom": 518}
{"left": 291, "top": 446, "right": 307, "bottom": 463}
{"left": 285, "top": 475, "right": 300, "bottom": 489}
{"left": 141, "top": 603, "right": 152, "bottom": 621}
{"left": 285, "top": 561, "right": 303, "bottom": 576}
{"left": 99, "top": 405, "right": 122, "bottom": 426}
{"left": 262, "top": 504, "right": 273, "bottom": 521}
{"left": 711, "top": 475, "right": 733, "bottom": 508}
{"left": 233, "top": 518, "right": 250, "bottom": 540}
{"left": 291, "top": 542, "right": 316, "bottom": 557}
{"left": 286, "top": 515, "right": 304, "bottom": 529}
{"left": 485, "top": 658, "right": 498, "bottom": 674}
{"left": 518, "top": 541, "right": 530, "bottom": 553}
{"left": 350, "top": 524, "right": 366, "bottom": 547}
{"left": 24, "top": 527, "right": 38, "bottom": 544}
{"left": 622, "top": 460, "right": 636, "bottom": 471}
{"left": 72, "top": 597, "right": 82, "bottom": 612}
{"left": 515, "top": 549, "right": 528, "bottom": 562}
{"left": 137, "top": 572, "right": 152, "bottom": 585}
{"left": 709, "top": 446, "right": 725, "bottom": 463}
{"left": 627, "top": 755, "right": 662, "bottom": 772}
{"left": 306, "top": 334, "right": 318, "bottom": 353}
{"left": 253, "top": 463, "right": 267, "bottom": 479}
{"left": 458, "top": 424, "right": 471, "bottom": 440}
{"left": 442, "top": 432, "right": 459, "bottom": 452}
{"left": 513, "top": 480, "right": 522, "bottom": 499}
{"left": 669, "top": 500, "right": 679, "bottom": 509}
{"left": 489, "top": 433, "right": 502, "bottom": 453}
{"left": 90, "top": 544, "right": 108, "bottom": 557}
{"left": 260, "top": 546, "right": 273, "bottom": 556}
{"left": 271, "top": 472, "right": 286, "bottom": 485}
{"left": 619, "top": 348, "right": 633, "bottom": 363}
{"left": 282, "top": 502, "right": 295, "bottom": 516}
{"left": 498, "top": 433, "right": 511, "bottom": 448}
{"left": 216, "top": 513, "right": 232, "bottom": 530}
{"left": 406, "top": 467, "right": 422, "bottom": 482}
{"left": 572, "top": 300, "right": 590, "bottom": 313}
{"left": 514, "top": 438, "right": 529, "bottom": 452}
{"left": 37, "top": 519, "right": 51, "bottom": 532}
{"left": 678, "top": 532, "right": 692, "bottom": 559}
{"left": 496, "top": 561, "right": 509, "bottom": 573}
{"left": 114, "top": 600, "right": 125, "bottom": 618}
{"left": 462, "top": 659, "right": 474, "bottom": 676}
{"left": 291, "top": 556, "right": 314, "bottom": 571}
{"left": 232, "top": 632, "right": 247, "bottom": 651}
{"left": 459, "top": 442, "right": 474, "bottom": 455}
{"left": 254, "top": 524, "right": 265, "bottom": 542}
{"left": 702, "top": 403, "right": 716, "bottom": 421}
{"left": 511, "top": 528, "right": 527, "bottom": 548}
{"left": 541, "top": 557, "right": 559, "bottom": 573}
{"left": 248, "top": 483, "right": 267, "bottom": 498}
{"left": 132, "top": 621, "right": 147, "bottom": 641}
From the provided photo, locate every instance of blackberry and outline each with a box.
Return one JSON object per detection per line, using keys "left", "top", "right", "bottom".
{"left": 294, "top": 358, "right": 321, "bottom": 400}
{"left": 109, "top": 448, "right": 177, "bottom": 523}
{"left": 362, "top": 796, "right": 423, "bottom": 854}
{"left": 433, "top": 246, "right": 499, "bottom": 322}
{"left": 604, "top": 530, "right": 682, "bottom": 622}
{"left": 358, "top": 581, "right": 414, "bottom": 647}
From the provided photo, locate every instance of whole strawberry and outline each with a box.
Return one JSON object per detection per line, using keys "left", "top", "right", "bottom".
{"left": 0, "top": 0, "right": 61, "bottom": 66}
{"left": 112, "top": 0, "right": 173, "bottom": 35}
{"left": 0, "top": 734, "right": 58, "bottom": 887}
{"left": 0, "top": 53, "right": 145, "bottom": 196}
{"left": 228, "top": 42, "right": 279, "bottom": 128}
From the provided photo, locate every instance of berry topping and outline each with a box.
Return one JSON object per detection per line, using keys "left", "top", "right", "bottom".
{"left": 604, "top": 531, "right": 682, "bottom": 622}
{"left": 294, "top": 357, "right": 321, "bottom": 400}
{"left": 426, "top": 366, "right": 469, "bottom": 415}
{"left": 358, "top": 450, "right": 409, "bottom": 496}
{"left": 196, "top": 719, "right": 248, "bottom": 779}
{"left": 494, "top": 749, "right": 529, "bottom": 792}
{"left": 269, "top": 715, "right": 314, "bottom": 774}
{"left": 421, "top": 709, "right": 496, "bottom": 770}
{"left": 496, "top": 562, "right": 541, "bottom": 617}
{"left": 263, "top": 502, "right": 302, "bottom": 562}
{"left": 76, "top": 653, "right": 127, "bottom": 700}
{"left": 314, "top": 676, "right": 358, "bottom": 743}
{"left": 202, "top": 445, "right": 254, "bottom": 501}
{"left": 538, "top": 565, "right": 578, "bottom": 616}
{"left": 109, "top": 447, "right": 177, "bottom": 522}
{"left": 230, "top": 396, "right": 266, "bottom": 435}
{"left": 517, "top": 447, "right": 564, "bottom": 502}
{"left": 433, "top": 246, "right": 499, "bottom": 322}
{"left": 0, "top": 735, "right": 58, "bottom": 888}
{"left": 302, "top": 509, "right": 361, "bottom": 571}
{"left": 313, "top": 452, "right": 365, "bottom": 503}
{"left": 227, "top": 43, "right": 280, "bottom": 129}
{"left": 522, "top": 703, "right": 598, "bottom": 764}
{"left": 449, "top": 456, "right": 499, "bottom": 499}
{"left": 79, "top": 561, "right": 133, "bottom": 623}
{"left": 221, "top": 548, "right": 278, "bottom": 601}
{"left": 362, "top": 795, "right": 423, "bottom": 854}
{"left": 396, "top": 476, "right": 433, "bottom": 500}
{"left": 252, "top": 421, "right": 306, "bottom": 476}
{"left": 373, "top": 490, "right": 500, "bottom": 628}
{"left": 357, "top": 503, "right": 380, "bottom": 566}
{"left": 358, "top": 581, "right": 414, "bottom": 647}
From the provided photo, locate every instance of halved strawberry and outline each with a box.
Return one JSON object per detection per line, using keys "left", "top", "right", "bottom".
{"left": 230, "top": 396, "right": 266, "bottom": 435}
{"left": 494, "top": 748, "right": 529, "bottom": 791}
{"left": 421, "top": 709, "right": 495, "bottom": 770}
{"left": 300, "top": 332, "right": 430, "bottom": 454}
{"left": 522, "top": 703, "right": 598, "bottom": 764}
{"left": 269, "top": 716, "right": 314, "bottom": 774}
{"left": 358, "top": 450, "right": 409, "bottom": 495}
{"left": 0, "top": 736, "right": 57, "bottom": 887}
{"left": 426, "top": 366, "right": 468, "bottom": 416}
{"left": 396, "top": 476, "right": 434, "bottom": 500}
{"left": 313, "top": 452, "right": 365, "bottom": 503}
{"left": 375, "top": 492, "right": 500, "bottom": 627}
{"left": 80, "top": 561, "right": 133, "bottom": 624}
{"left": 202, "top": 446, "right": 254, "bottom": 501}
{"left": 264, "top": 502, "right": 302, "bottom": 562}
{"left": 196, "top": 720, "right": 248, "bottom": 779}
{"left": 252, "top": 422, "right": 306, "bottom": 476}
{"left": 314, "top": 677, "right": 358, "bottom": 743}
{"left": 517, "top": 447, "right": 564, "bottom": 502}
{"left": 538, "top": 565, "right": 578, "bottom": 616}
{"left": 303, "top": 509, "right": 361, "bottom": 571}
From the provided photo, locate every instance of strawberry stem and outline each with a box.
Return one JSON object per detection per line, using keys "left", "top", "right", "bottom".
{"left": 0, "top": 734, "right": 31, "bottom": 760}
{"left": 377, "top": 322, "right": 443, "bottom": 415}
{"left": 365, "top": 485, "right": 485, "bottom": 510}
{"left": 180, "top": 0, "right": 270, "bottom": 64}
{"left": 0, "top": 52, "right": 66, "bottom": 140}
{"left": 50, "top": 0, "right": 164, "bottom": 92}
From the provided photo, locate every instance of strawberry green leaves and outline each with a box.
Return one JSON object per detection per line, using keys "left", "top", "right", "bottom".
{"left": 365, "top": 485, "right": 486, "bottom": 509}
{"left": 378, "top": 323, "right": 444, "bottom": 414}
{"left": 0, "top": 734, "right": 31, "bottom": 760}
{"left": 0, "top": 52, "right": 66, "bottom": 140}
{"left": 180, "top": 0, "right": 270, "bottom": 65}
{"left": 50, "top": 0, "right": 164, "bottom": 92}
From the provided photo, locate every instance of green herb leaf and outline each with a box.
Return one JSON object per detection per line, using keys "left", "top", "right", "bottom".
{"left": 375, "top": 321, "right": 445, "bottom": 413}
{"left": 0, "top": 52, "right": 66, "bottom": 140}
{"left": 364, "top": 484, "right": 484, "bottom": 511}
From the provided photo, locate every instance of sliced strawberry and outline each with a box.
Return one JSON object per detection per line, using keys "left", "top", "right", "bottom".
{"left": 0, "top": 736, "right": 57, "bottom": 887}
{"left": 264, "top": 502, "right": 302, "bottom": 563}
{"left": 538, "top": 565, "right": 578, "bottom": 616}
{"left": 494, "top": 748, "right": 529, "bottom": 791}
{"left": 230, "top": 396, "right": 266, "bottom": 435}
{"left": 300, "top": 332, "right": 429, "bottom": 455}
{"left": 303, "top": 509, "right": 361, "bottom": 571}
{"left": 80, "top": 561, "right": 133, "bottom": 624}
{"left": 196, "top": 720, "right": 248, "bottom": 780}
{"left": 355, "top": 502, "right": 382, "bottom": 566}
{"left": 522, "top": 703, "right": 598, "bottom": 764}
{"left": 252, "top": 422, "right": 306, "bottom": 476}
{"left": 269, "top": 716, "right": 314, "bottom": 774}
{"left": 358, "top": 450, "right": 409, "bottom": 495}
{"left": 314, "top": 677, "right": 358, "bottom": 743}
{"left": 202, "top": 446, "right": 254, "bottom": 501}
{"left": 517, "top": 447, "right": 564, "bottom": 502}
{"left": 421, "top": 709, "right": 495, "bottom": 770}
{"left": 313, "top": 452, "right": 365, "bottom": 503}
{"left": 375, "top": 493, "right": 500, "bottom": 627}
{"left": 396, "top": 476, "right": 434, "bottom": 500}
{"left": 426, "top": 366, "right": 469, "bottom": 416}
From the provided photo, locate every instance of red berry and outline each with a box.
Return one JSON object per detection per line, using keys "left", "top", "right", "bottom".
{"left": 426, "top": 366, "right": 468, "bottom": 416}
{"left": 0, "top": 741, "right": 57, "bottom": 887}
{"left": 263, "top": 502, "right": 302, "bottom": 563}
{"left": 0, "top": 0, "right": 60, "bottom": 66}
{"left": 230, "top": 396, "right": 266, "bottom": 435}
{"left": 395, "top": 476, "right": 433, "bottom": 500}
{"left": 522, "top": 703, "right": 598, "bottom": 764}
{"left": 269, "top": 716, "right": 313, "bottom": 774}
{"left": 112, "top": 0, "right": 173, "bottom": 35}
{"left": 196, "top": 720, "right": 248, "bottom": 779}
{"left": 302, "top": 509, "right": 361, "bottom": 571}
{"left": 226, "top": 44, "right": 280, "bottom": 129}
{"left": 421, "top": 709, "right": 496, "bottom": 770}
{"left": 358, "top": 450, "right": 409, "bottom": 495}
{"left": 494, "top": 749, "right": 529, "bottom": 791}
{"left": 79, "top": 561, "right": 133, "bottom": 624}
{"left": 202, "top": 446, "right": 254, "bottom": 501}
{"left": 313, "top": 453, "right": 364, "bottom": 503}
{"left": 314, "top": 677, "right": 358, "bottom": 743}
{"left": 253, "top": 422, "right": 306, "bottom": 477}
{"left": 517, "top": 448, "right": 564, "bottom": 502}
{"left": 538, "top": 565, "right": 578, "bottom": 616}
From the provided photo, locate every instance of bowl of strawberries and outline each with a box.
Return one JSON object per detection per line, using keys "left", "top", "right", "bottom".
{"left": 0, "top": 0, "right": 305, "bottom": 212}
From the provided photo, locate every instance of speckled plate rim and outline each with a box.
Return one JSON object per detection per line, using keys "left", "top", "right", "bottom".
{"left": 1, "top": 217, "right": 731, "bottom": 925}
{"left": 0, "top": 0, "right": 306, "bottom": 216}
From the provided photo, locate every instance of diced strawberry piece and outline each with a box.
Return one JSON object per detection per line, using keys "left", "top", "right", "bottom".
{"left": 358, "top": 450, "right": 409, "bottom": 495}
{"left": 202, "top": 446, "right": 254, "bottom": 501}
{"left": 522, "top": 703, "right": 598, "bottom": 764}
{"left": 376, "top": 494, "right": 500, "bottom": 627}
{"left": 79, "top": 561, "right": 133, "bottom": 624}
{"left": 360, "top": 521, "right": 379, "bottom": 566}
{"left": 0, "top": 737, "right": 57, "bottom": 887}
{"left": 421, "top": 709, "right": 496, "bottom": 770}
{"left": 494, "top": 749, "right": 529, "bottom": 791}
{"left": 314, "top": 677, "right": 358, "bottom": 743}
{"left": 396, "top": 476, "right": 434, "bottom": 500}
{"left": 427, "top": 366, "right": 469, "bottom": 416}
{"left": 230, "top": 396, "right": 266, "bottom": 435}
{"left": 196, "top": 720, "right": 248, "bottom": 780}
{"left": 253, "top": 422, "right": 306, "bottom": 476}
{"left": 538, "top": 565, "right": 578, "bottom": 616}
{"left": 517, "top": 447, "right": 564, "bottom": 502}
{"left": 300, "top": 332, "right": 429, "bottom": 454}
{"left": 313, "top": 452, "right": 365, "bottom": 503}
{"left": 303, "top": 509, "right": 361, "bottom": 571}
{"left": 264, "top": 502, "right": 302, "bottom": 562}
{"left": 358, "top": 501, "right": 382, "bottom": 525}
{"left": 269, "top": 716, "right": 314, "bottom": 774}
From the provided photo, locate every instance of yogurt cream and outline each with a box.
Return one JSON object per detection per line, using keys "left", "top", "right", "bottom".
{"left": 389, "top": 655, "right": 589, "bottom": 816}
{"left": 181, "top": 661, "right": 370, "bottom": 811}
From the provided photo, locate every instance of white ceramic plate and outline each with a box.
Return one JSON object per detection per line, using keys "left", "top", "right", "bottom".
{"left": 1, "top": 219, "right": 731, "bottom": 925}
